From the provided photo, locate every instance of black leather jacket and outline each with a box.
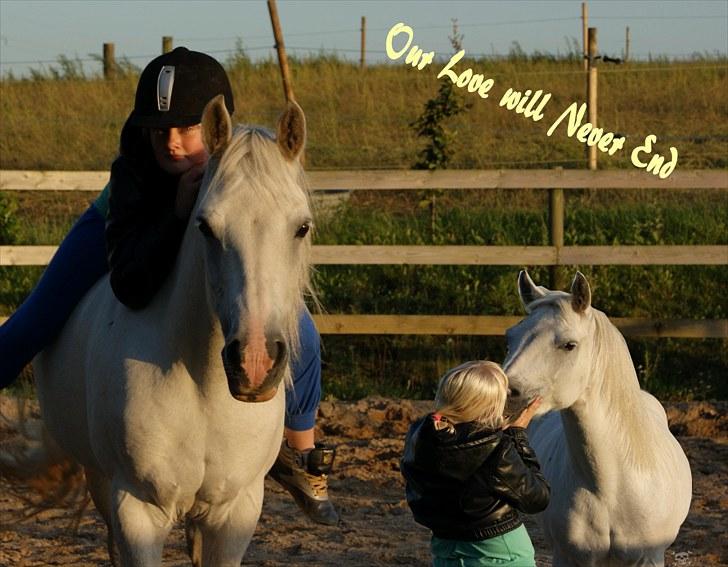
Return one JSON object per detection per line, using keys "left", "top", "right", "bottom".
{"left": 401, "top": 414, "right": 550, "bottom": 541}
{"left": 105, "top": 119, "right": 188, "bottom": 310}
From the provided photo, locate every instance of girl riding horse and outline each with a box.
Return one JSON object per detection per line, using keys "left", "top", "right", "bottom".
{"left": 0, "top": 47, "right": 338, "bottom": 526}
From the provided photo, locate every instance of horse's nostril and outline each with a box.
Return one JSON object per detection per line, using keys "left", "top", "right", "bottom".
{"left": 274, "top": 340, "right": 287, "bottom": 364}
{"left": 266, "top": 337, "right": 287, "bottom": 367}
{"left": 223, "top": 340, "right": 242, "bottom": 367}
{"left": 509, "top": 388, "right": 521, "bottom": 398}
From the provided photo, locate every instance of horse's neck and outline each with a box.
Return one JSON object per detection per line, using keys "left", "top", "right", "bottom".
{"left": 561, "top": 313, "right": 658, "bottom": 491}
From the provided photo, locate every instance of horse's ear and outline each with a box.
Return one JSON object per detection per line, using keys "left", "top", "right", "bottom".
{"left": 570, "top": 271, "right": 592, "bottom": 313}
{"left": 518, "top": 270, "right": 547, "bottom": 313}
{"left": 201, "top": 94, "right": 232, "bottom": 157}
{"left": 277, "top": 101, "right": 306, "bottom": 162}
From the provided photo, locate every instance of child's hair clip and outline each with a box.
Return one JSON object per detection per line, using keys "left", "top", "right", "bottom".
{"left": 433, "top": 414, "right": 453, "bottom": 431}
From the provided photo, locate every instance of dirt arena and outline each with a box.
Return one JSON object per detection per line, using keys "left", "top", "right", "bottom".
{"left": 1, "top": 396, "right": 726, "bottom": 566}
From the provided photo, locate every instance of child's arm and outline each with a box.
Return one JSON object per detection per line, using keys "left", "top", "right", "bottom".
{"left": 483, "top": 428, "right": 550, "bottom": 514}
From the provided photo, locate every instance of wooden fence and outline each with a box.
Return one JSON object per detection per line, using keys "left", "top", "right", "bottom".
{"left": 2, "top": 169, "right": 727, "bottom": 338}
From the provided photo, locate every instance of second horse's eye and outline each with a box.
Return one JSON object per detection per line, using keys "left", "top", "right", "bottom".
{"left": 197, "top": 218, "right": 214, "bottom": 239}
{"left": 561, "top": 341, "right": 578, "bottom": 352}
{"left": 295, "top": 223, "right": 310, "bottom": 238}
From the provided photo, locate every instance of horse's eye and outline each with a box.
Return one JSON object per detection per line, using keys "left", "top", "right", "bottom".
{"left": 295, "top": 223, "right": 311, "bottom": 238}
{"left": 197, "top": 218, "right": 215, "bottom": 239}
{"left": 561, "top": 342, "right": 578, "bottom": 352}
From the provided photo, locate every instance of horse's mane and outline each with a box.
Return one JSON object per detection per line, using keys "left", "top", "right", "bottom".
{"left": 589, "top": 308, "right": 659, "bottom": 468}
{"left": 215, "top": 125, "right": 311, "bottom": 205}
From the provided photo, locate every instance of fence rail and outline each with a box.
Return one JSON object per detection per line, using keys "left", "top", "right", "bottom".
{"left": 312, "top": 315, "right": 727, "bottom": 339}
{"left": 1, "top": 169, "right": 727, "bottom": 191}
{"left": 0, "top": 313, "right": 725, "bottom": 338}
{"left": 3, "top": 244, "right": 727, "bottom": 267}
{"left": 2, "top": 169, "right": 727, "bottom": 338}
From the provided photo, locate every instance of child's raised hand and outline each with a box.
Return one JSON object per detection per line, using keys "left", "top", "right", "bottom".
{"left": 505, "top": 396, "right": 543, "bottom": 429}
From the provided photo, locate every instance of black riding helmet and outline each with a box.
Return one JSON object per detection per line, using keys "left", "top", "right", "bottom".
{"left": 128, "top": 47, "right": 234, "bottom": 129}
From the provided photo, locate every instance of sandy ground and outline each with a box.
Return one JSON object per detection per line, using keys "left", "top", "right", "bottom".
{"left": 1, "top": 396, "right": 726, "bottom": 567}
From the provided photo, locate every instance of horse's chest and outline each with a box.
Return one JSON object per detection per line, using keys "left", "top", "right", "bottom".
{"left": 544, "top": 461, "right": 674, "bottom": 561}
{"left": 94, "top": 368, "right": 284, "bottom": 512}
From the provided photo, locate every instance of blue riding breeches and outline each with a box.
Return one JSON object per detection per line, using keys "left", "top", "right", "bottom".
{"left": 0, "top": 204, "right": 321, "bottom": 430}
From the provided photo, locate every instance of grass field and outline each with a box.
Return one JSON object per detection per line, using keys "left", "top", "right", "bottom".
{"left": 1, "top": 53, "right": 726, "bottom": 400}
{"left": 1, "top": 53, "right": 726, "bottom": 170}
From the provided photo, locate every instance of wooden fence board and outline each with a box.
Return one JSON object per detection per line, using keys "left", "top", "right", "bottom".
{"left": 557, "top": 245, "right": 728, "bottom": 266}
{"left": 0, "top": 314, "right": 724, "bottom": 338}
{"left": 311, "top": 315, "right": 728, "bottom": 338}
{"left": 2, "top": 169, "right": 727, "bottom": 192}
{"left": 3, "top": 245, "right": 727, "bottom": 267}
{"left": 312, "top": 245, "right": 557, "bottom": 265}
{"left": 0, "top": 170, "right": 109, "bottom": 191}
{"left": 0, "top": 246, "right": 57, "bottom": 266}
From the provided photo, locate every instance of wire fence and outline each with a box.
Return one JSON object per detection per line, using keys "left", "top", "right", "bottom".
{"left": 1, "top": 7, "right": 726, "bottom": 72}
{"left": 3, "top": 46, "right": 727, "bottom": 69}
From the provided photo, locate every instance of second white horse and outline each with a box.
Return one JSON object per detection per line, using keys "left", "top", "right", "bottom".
{"left": 504, "top": 271, "right": 691, "bottom": 566}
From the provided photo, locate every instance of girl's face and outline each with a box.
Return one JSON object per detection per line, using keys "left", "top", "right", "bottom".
{"left": 149, "top": 124, "right": 209, "bottom": 175}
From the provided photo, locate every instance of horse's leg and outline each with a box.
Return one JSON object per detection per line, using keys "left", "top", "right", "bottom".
{"left": 185, "top": 517, "right": 202, "bottom": 567}
{"left": 551, "top": 548, "right": 595, "bottom": 567}
{"left": 197, "top": 480, "right": 265, "bottom": 567}
{"left": 85, "top": 467, "right": 121, "bottom": 567}
{"left": 111, "top": 482, "right": 173, "bottom": 567}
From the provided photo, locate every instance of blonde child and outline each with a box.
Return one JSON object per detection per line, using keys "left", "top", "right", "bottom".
{"left": 401, "top": 361, "right": 548, "bottom": 566}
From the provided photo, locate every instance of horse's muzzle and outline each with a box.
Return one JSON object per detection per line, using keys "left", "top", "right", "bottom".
{"left": 230, "top": 387, "right": 279, "bottom": 403}
{"left": 504, "top": 387, "right": 529, "bottom": 421}
{"left": 221, "top": 337, "right": 288, "bottom": 402}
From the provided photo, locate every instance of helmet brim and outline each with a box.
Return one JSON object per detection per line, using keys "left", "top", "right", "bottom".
{"left": 128, "top": 111, "right": 202, "bottom": 129}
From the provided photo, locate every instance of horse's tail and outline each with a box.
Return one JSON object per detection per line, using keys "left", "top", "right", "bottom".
{"left": 0, "top": 396, "right": 88, "bottom": 528}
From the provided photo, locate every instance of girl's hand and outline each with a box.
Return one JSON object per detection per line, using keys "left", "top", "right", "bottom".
{"left": 175, "top": 163, "right": 206, "bottom": 219}
{"left": 505, "top": 396, "right": 543, "bottom": 429}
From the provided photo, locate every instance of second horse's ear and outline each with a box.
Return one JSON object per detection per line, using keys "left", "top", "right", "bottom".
{"left": 201, "top": 95, "right": 232, "bottom": 157}
{"left": 570, "top": 271, "right": 592, "bottom": 313}
{"left": 518, "top": 270, "right": 547, "bottom": 312}
{"left": 277, "top": 101, "right": 306, "bottom": 162}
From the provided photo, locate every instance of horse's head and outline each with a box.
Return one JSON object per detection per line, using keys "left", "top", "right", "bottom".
{"left": 195, "top": 95, "right": 312, "bottom": 403}
{"left": 503, "top": 270, "right": 596, "bottom": 416}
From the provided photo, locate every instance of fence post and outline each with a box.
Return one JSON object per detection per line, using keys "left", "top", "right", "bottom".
{"left": 162, "top": 36, "right": 173, "bottom": 54}
{"left": 586, "top": 27, "right": 598, "bottom": 170}
{"left": 267, "top": 0, "right": 295, "bottom": 103}
{"left": 103, "top": 43, "right": 115, "bottom": 80}
{"left": 360, "top": 16, "right": 367, "bottom": 69}
{"left": 581, "top": 2, "right": 588, "bottom": 71}
{"left": 549, "top": 184, "right": 565, "bottom": 290}
{"left": 625, "top": 26, "right": 630, "bottom": 62}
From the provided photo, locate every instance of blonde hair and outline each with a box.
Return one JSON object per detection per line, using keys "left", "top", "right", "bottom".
{"left": 434, "top": 361, "right": 509, "bottom": 431}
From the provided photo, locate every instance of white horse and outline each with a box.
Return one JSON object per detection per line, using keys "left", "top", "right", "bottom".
{"left": 503, "top": 271, "right": 692, "bottom": 567}
{"left": 30, "top": 96, "right": 313, "bottom": 566}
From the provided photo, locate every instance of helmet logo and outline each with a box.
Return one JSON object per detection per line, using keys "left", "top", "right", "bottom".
{"left": 157, "top": 66, "right": 175, "bottom": 112}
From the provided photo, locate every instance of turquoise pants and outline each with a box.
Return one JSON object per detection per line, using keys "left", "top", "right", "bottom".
{"left": 431, "top": 525, "right": 536, "bottom": 567}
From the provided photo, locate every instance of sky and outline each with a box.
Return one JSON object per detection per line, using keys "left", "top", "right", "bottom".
{"left": 0, "top": 0, "right": 727, "bottom": 77}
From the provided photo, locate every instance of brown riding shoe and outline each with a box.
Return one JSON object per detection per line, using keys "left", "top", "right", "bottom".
{"left": 269, "top": 440, "right": 340, "bottom": 526}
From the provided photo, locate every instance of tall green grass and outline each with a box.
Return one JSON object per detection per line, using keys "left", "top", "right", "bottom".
{"left": 1, "top": 55, "right": 726, "bottom": 170}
